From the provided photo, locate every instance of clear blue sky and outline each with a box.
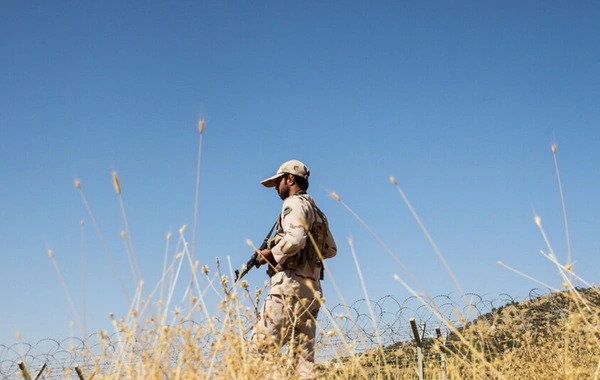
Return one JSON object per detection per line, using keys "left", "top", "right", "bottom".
{"left": 1, "top": 1, "right": 599, "bottom": 345}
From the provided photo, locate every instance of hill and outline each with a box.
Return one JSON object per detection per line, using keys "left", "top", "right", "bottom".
{"left": 328, "top": 287, "right": 600, "bottom": 379}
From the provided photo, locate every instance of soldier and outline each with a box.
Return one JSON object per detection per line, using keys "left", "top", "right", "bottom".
{"left": 250, "top": 159, "right": 337, "bottom": 380}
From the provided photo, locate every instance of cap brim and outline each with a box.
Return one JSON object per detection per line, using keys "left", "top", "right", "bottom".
{"left": 260, "top": 174, "right": 283, "bottom": 188}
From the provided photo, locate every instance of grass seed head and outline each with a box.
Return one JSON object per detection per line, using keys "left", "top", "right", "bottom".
{"left": 198, "top": 119, "right": 205, "bottom": 133}
{"left": 565, "top": 263, "right": 573, "bottom": 272}
{"left": 389, "top": 176, "right": 397, "bottom": 185}
{"left": 329, "top": 192, "right": 340, "bottom": 201}
{"left": 221, "top": 275, "right": 229, "bottom": 288}
{"left": 112, "top": 172, "right": 121, "bottom": 194}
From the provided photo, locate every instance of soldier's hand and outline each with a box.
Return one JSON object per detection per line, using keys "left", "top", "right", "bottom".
{"left": 255, "top": 249, "right": 273, "bottom": 269}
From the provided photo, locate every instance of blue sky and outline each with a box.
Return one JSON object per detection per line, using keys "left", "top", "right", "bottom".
{"left": 1, "top": 2, "right": 599, "bottom": 345}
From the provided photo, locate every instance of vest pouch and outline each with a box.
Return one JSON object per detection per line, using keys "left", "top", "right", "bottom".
{"left": 266, "top": 235, "right": 283, "bottom": 277}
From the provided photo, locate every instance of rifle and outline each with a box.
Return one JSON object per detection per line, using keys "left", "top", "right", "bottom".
{"left": 234, "top": 220, "right": 278, "bottom": 282}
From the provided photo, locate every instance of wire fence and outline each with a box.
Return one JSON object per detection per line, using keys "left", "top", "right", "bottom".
{"left": 0, "top": 289, "right": 551, "bottom": 379}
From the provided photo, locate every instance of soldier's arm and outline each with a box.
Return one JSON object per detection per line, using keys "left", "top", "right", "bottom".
{"left": 270, "top": 197, "right": 310, "bottom": 264}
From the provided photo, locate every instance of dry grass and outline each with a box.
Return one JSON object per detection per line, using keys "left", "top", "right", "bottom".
{"left": 42, "top": 286, "right": 596, "bottom": 380}
{"left": 27, "top": 133, "right": 599, "bottom": 380}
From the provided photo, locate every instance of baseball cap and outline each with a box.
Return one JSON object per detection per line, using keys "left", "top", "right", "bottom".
{"left": 260, "top": 160, "right": 310, "bottom": 187}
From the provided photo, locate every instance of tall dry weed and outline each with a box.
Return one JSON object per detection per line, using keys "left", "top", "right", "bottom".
{"left": 23, "top": 134, "right": 599, "bottom": 380}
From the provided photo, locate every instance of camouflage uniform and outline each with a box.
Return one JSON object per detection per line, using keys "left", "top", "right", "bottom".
{"left": 250, "top": 160, "right": 337, "bottom": 380}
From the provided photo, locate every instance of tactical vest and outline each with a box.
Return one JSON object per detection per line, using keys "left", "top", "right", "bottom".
{"left": 267, "top": 193, "right": 329, "bottom": 279}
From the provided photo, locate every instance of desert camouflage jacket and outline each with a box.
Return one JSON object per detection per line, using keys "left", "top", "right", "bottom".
{"left": 269, "top": 192, "right": 337, "bottom": 298}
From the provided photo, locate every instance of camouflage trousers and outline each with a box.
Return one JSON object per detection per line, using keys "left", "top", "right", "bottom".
{"left": 250, "top": 294, "right": 321, "bottom": 380}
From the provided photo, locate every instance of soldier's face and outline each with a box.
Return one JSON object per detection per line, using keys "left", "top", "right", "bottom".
{"left": 276, "top": 175, "right": 290, "bottom": 200}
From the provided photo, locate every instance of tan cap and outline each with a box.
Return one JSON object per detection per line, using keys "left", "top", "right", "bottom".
{"left": 260, "top": 160, "right": 310, "bottom": 187}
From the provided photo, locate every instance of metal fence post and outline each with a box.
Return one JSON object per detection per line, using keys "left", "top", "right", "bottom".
{"left": 75, "top": 364, "right": 86, "bottom": 380}
{"left": 19, "top": 361, "right": 48, "bottom": 380}
{"left": 18, "top": 361, "right": 32, "bottom": 380}
{"left": 410, "top": 318, "right": 425, "bottom": 380}
{"left": 436, "top": 326, "right": 447, "bottom": 380}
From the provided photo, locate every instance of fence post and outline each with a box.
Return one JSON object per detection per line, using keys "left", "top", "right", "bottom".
{"left": 18, "top": 360, "right": 47, "bottom": 380}
{"left": 34, "top": 363, "right": 47, "bottom": 380}
{"left": 75, "top": 364, "right": 86, "bottom": 380}
{"left": 410, "top": 318, "right": 425, "bottom": 380}
{"left": 436, "top": 326, "right": 447, "bottom": 380}
{"left": 18, "top": 361, "right": 32, "bottom": 380}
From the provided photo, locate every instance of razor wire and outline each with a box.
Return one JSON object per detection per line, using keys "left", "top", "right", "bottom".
{"left": 0, "top": 289, "right": 558, "bottom": 379}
